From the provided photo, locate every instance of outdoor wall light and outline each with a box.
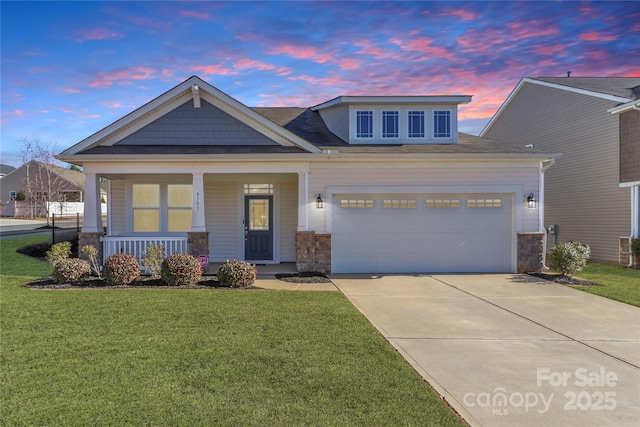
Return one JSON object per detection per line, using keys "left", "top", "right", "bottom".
{"left": 316, "top": 194, "right": 324, "bottom": 209}
{"left": 527, "top": 192, "right": 537, "bottom": 209}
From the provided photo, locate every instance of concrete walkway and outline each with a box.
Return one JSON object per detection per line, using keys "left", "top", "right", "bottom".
{"left": 332, "top": 274, "right": 640, "bottom": 427}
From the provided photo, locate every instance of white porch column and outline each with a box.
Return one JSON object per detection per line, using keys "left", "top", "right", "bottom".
{"left": 191, "top": 172, "right": 206, "bottom": 232}
{"left": 297, "top": 172, "right": 309, "bottom": 231}
{"left": 82, "top": 172, "right": 102, "bottom": 232}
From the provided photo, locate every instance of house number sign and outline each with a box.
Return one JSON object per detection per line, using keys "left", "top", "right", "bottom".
{"left": 195, "top": 191, "right": 200, "bottom": 211}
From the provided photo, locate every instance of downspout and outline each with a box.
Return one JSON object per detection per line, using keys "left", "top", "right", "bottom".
{"left": 540, "top": 158, "right": 556, "bottom": 270}
{"left": 628, "top": 185, "right": 639, "bottom": 267}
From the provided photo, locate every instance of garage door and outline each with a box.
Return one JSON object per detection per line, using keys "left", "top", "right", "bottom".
{"left": 332, "top": 194, "right": 512, "bottom": 273}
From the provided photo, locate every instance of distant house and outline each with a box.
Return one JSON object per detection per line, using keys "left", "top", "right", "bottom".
{"left": 0, "top": 160, "right": 106, "bottom": 218}
{"left": 482, "top": 77, "right": 640, "bottom": 266}
{"left": 0, "top": 164, "right": 16, "bottom": 178}
{"left": 58, "top": 76, "right": 556, "bottom": 273}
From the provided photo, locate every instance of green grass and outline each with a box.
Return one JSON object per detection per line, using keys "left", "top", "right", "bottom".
{"left": 573, "top": 262, "right": 640, "bottom": 307}
{"left": 0, "top": 235, "right": 463, "bottom": 426}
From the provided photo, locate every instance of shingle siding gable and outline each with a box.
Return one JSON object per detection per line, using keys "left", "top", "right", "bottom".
{"left": 115, "top": 100, "right": 279, "bottom": 146}
{"left": 619, "top": 110, "right": 640, "bottom": 183}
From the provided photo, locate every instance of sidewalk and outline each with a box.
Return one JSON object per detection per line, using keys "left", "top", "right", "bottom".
{"left": 0, "top": 218, "right": 50, "bottom": 236}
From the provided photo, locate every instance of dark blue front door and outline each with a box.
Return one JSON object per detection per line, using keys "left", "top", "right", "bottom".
{"left": 244, "top": 195, "right": 273, "bottom": 261}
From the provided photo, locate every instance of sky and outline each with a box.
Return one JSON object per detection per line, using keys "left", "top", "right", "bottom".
{"left": 1, "top": 0, "right": 639, "bottom": 167}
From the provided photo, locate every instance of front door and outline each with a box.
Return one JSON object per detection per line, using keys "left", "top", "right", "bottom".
{"left": 244, "top": 195, "right": 273, "bottom": 261}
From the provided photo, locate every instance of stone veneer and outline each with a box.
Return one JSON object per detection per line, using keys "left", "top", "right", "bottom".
{"left": 187, "top": 232, "right": 209, "bottom": 258}
{"left": 619, "top": 237, "right": 639, "bottom": 269}
{"left": 517, "top": 232, "right": 545, "bottom": 273}
{"left": 296, "top": 231, "right": 331, "bottom": 274}
{"left": 78, "top": 232, "right": 105, "bottom": 266}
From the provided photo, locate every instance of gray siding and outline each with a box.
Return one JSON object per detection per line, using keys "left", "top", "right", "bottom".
{"left": 279, "top": 181, "right": 297, "bottom": 261}
{"left": 317, "top": 104, "right": 349, "bottom": 142}
{"left": 620, "top": 110, "right": 640, "bottom": 183}
{"left": 109, "top": 180, "right": 126, "bottom": 235}
{"left": 116, "top": 100, "right": 279, "bottom": 146}
{"left": 205, "top": 181, "right": 239, "bottom": 261}
{"left": 484, "top": 82, "right": 630, "bottom": 263}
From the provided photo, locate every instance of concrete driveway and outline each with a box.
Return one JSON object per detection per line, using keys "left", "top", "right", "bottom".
{"left": 332, "top": 274, "right": 640, "bottom": 427}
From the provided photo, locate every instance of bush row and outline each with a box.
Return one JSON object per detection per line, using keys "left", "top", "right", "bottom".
{"left": 48, "top": 242, "right": 256, "bottom": 287}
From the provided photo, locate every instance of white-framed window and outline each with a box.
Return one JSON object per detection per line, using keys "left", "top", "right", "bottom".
{"left": 408, "top": 111, "right": 425, "bottom": 138}
{"left": 244, "top": 183, "right": 273, "bottom": 195}
{"left": 356, "top": 111, "right": 373, "bottom": 138}
{"left": 340, "top": 199, "right": 374, "bottom": 208}
{"left": 383, "top": 199, "right": 416, "bottom": 208}
{"left": 9, "top": 191, "right": 16, "bottom": 201}
{"left": 433, "top": 110, "right": 451, "bottom": 138}
{"left": 131, "top": 183, "right": 192, "bottom": 233}
{"left": 426, "top": 199, "right": 460, "bottom": 208}
{"left": 468, "top": 199, "right": 502, "bottom": 208}
{"left": 382, "top": 111, "right": 399, "bottom": 138}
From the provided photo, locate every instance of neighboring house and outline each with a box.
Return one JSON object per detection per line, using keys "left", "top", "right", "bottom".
{"left": 58, "top": 76, "right": 556, "bottom": 274}
{"left": 0, "top": 164, "right": 16, "bottom": 178}
{"left": 482, "top": 77, "right": 640, "bottom": 265}
{"left": 0, "top": 160, "right": 106, "bottom": 217}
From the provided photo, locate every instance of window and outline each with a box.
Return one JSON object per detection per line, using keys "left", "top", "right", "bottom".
{"left": 383, "top": 199, "right": 416, "bottom": 208}
{"left": 382, "top": 111, "right": 399, "bottom": 138}
{"left": 133, "top": 184, "right": 160, "bottom": 232}
{"left": 340, "top": 199, "right": 374, "bottom": 208}
{"left": 132, "top": 184, "right": 192, "bottom": 233}
{"left": 433, "top": 110, "right": 451, "bottom": 138}
{"left": 356, "top": 111, "right": 373, "bottom": 138}
{"left": 244, "top": 184, "right": 273, "bottom": 195}
{"left": 408, "top": 111, "right": 425, "bottom": 138}
{"left": 468, "top": 199, "right": 502, "bottom": 208}
{"left": 426, "top": 199, "right": 460, "bottom": 208}
{"left": 9, "top": 191, "right": 16, "bottom": 201}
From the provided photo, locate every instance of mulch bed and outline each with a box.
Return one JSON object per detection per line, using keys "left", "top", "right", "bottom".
{"left": 527, "top": 272, "right": 600, "bottom": 286}
{"left": 24, "top": 275, "right": 245, "bottom": 290}
{"left": 275, "top": 272, "right": 332, "bottom": 284}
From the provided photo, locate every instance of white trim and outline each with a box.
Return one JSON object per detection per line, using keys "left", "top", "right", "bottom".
{"left": 620, "top": 181, "right": 640, "bottom": 188}
{"left": 481, "top": 78, "right": 633, "bottom": 136}
{"left": 311, "top": 95, "right": 472, "bottom": 111}
{"left": 608, "top": 100, "right": 640, "bottom": 114}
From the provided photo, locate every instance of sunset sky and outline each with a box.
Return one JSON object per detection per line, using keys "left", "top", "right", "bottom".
{"left": 1, "top": 0, "right": 638, "bottom": 167}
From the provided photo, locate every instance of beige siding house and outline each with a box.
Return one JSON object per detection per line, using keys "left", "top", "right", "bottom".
{"left": 58, "top": 76, "right": 556, "bottom": 274}
{"left": 482, "top": 77, "right": 640, "bottom": 265}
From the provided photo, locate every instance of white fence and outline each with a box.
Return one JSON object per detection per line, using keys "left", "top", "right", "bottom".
{"left": 101, "top": 236, "right": 188, "bottom": 263}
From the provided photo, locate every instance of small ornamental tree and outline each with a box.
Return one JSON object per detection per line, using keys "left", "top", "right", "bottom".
{"left": 161, "top": 253, "right": 202, "bottom": 286}
{"left": 141, "top": 243, "right": 165, "bottom": 277}
{"left": 549, "top": 241, "right": 591, "bottom": 276}
{"left": 103, "top": 253, "right": 140, "bottom": 286}
{"left": 217, "top": 259, "right": 257, "bottom": 288}
{"left": 80, "top": 244, "right": 101, "bottom": 278}
{"left": 52, "top": 258, "right": 91, "bottom": 284}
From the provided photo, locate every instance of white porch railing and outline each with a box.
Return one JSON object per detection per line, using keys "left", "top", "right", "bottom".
{"left": 101, "top": 236, "right": 188, "bottom": 263}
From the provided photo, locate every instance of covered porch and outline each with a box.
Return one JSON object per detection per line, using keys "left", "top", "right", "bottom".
{"left": 79, "top": 163, "right": 331, "bottom": 273}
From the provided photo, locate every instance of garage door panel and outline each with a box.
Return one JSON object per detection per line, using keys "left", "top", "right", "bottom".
{"left": 332, "top": 194, "right": 512, "bottom": 273}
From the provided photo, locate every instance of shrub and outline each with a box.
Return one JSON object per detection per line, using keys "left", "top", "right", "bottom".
{"left": 631, "top": 238, "right": 640, "bottom": 258}
{"left": 46, "top": 241, "right": 72, "bottom": 266}
{"left": 52, "top": 258, "right": 91, "bottom": 284}
{"left": 80, "top": 244, "right": 101, "bottom": 278}
{"left": 217, "top": 259, "right": 257, "bottom": 288}
{"left": 103, "top": 253, "right": 140, "bottom": 286}
{"left": 161, "top": 253, "right": 202, "bottom": 286}
{"left": 549, "top": 241, "right": 591, "bottom": 276}
{"left": 141, "top": 243, "right": 165, "bottom": 277}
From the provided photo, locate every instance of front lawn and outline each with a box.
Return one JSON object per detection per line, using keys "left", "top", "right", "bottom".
{"left": 0, "top": 235, "right": 463, "bottom": 426}
{"left": 574, "top": 262, "right": 640, "bottom": 307}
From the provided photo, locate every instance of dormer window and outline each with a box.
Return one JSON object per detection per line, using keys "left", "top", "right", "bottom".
{"left": 382, "top": 111, "right": 399, "bottom": 138}
{"left": 408, "top": 111, "right": 425, "bottom": 138}
{"left": 356, "top": 111, "right": 373, "bottom": 138}
{"left": 434, "top": 110, "right": 451, "bottom": 138}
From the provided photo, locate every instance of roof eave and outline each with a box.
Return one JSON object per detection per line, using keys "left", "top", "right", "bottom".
{"left": 608, "top": 100, "right": 640, "bottom": 114}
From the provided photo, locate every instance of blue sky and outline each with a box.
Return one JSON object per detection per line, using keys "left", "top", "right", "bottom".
{"left": 1, "top": 0, "right": 638, "bottom": 167}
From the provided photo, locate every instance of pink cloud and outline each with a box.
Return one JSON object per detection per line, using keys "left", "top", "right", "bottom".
{"left": 267, "top": 45, "right": 333, "bottom": 64}
{"left": 338, "top": 58, "right": 361, "bottom": 70}
{"left": 190, "top": 64, "right": 236, "bottom": 76}
{"left": 391, "top": 36, "right": 454, "bottom": 61}
{"left": 88, "top": 66, "right": 157, "bottom": 88}
{"left": 64, "top": 87, "right": 82, "bottom": 94}
{"left": 75, "top": 28, "right": 124, "bottom": 43}
{"left": 532, "top": 44, "right": 567, "bottom": 55}
{"left": 179, "top": 10, "right": 210, "bottom": 20}
{"left": 579, "top": 31, "right": 618, "bottom": 41}
{"left": 444, "top": 9, "right": 480, "bottom": 21}
{"left": 506, "top": 21, "right": 559, "bottom": 41}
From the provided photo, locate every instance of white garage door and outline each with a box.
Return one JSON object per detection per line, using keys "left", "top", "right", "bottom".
{"left": 332, "top": 194, "right": 512, "bottom": 273}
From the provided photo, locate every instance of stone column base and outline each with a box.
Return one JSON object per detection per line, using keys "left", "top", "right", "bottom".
{"left": 296, "top": 231, "right": 331, "bottom": 274}
{"left": 78, "top": 232, "right": 105, "bottom": 266}
{"left": 517, "top": 232, "right": 545, "bottom": 273}
{"left": 620, "top": 237, "right": 639, "bottom": 269}
{"left": 187, "top": 232, "right": 209, "bottom": 258}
